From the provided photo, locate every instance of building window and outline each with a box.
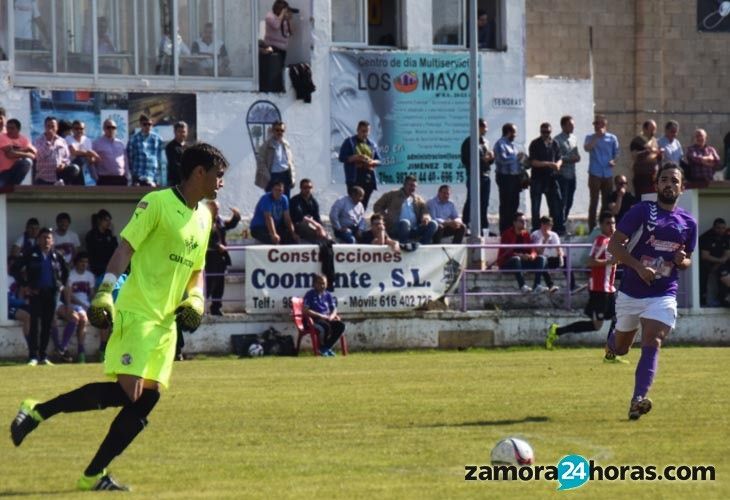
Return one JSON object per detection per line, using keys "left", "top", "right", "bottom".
{"left": 433, "top": 0, "right": 503, "bottom": 50}
{"left": 7, "top": 0, "right": 255, "bottom": 90}
{"left": 331, "top": 0, "right": 401, "bottom": 47}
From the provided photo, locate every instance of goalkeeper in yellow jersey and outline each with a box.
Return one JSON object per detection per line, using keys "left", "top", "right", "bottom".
{"left": 10, "top": 143, "right": 228, "bottom": 491}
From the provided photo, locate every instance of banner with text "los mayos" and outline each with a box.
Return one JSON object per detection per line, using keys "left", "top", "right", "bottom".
{"left": 245, "top": 245, "right": 466, "bottom": 314}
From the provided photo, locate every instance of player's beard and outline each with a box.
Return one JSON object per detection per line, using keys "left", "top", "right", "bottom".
{"left": 657, "top": 189, "right": 678, "bottom": 204}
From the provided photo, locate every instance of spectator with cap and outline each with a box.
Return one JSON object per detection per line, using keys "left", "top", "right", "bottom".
{"left": 127, "top": 114, "right": 164, "bottom": 186}
{"left": 92, "top": 119, "right": 128, "bottom": 186}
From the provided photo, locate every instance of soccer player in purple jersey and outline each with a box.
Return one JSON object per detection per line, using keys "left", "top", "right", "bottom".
{"left": 606, "top": 162, "right": 696, "bottom": 420}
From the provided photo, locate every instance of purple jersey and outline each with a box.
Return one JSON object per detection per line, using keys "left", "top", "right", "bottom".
{"left": 617, "top": 201, "right": 697, "bottom": 298}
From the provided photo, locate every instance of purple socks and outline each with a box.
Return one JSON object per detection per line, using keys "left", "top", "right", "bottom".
{"left": 60, "top": 322, "right": 77, "bottom": 352}
{"left": 633, "top": 346, "right": 659, "bottom": 400}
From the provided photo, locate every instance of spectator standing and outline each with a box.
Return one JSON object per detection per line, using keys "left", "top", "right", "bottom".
{"left": 657, "top": 120, "right": 684, "bottom": 165}
{"left": 373, "top": 175, "right": 438, "bottom": 245}
{"left": 165, "top": 121, "right": 188, "bottom": 187}
{"left": 428, "top": 184, "right": 466, "bottom": 244}
{"left": 85, "top": 209, "right": 118, "bottom": 281}
{"left": 686, "top": 128, "right": 722, "bottom": 185}
{"left": 263, "top": 0, "right": 295, "bottom": 90}
{"left": 528, "top": 122, "right": 564, "bottom": 234}
{"left": 698, "top": 218, "right": 729, "bottom": 306}
{"left": 66, "top": 120, "right": 100, "bottom": 185}
{"left": 289, "top": 178, "right": 329, "bottom": 243}
{"left": 497, "top": 212, "right": 548, "bottom": 293}
{"left": 461, "top": 118, "right": 494, "bottom": 232}
{"left": 584, "top": 115, "right": 619, "bottom": 231}
{"left": 630, "top": 120, "right": 661, "bottom": 197}
{"left": 303, "top": 274, "right": 345, "bottom": 357}
{"left": 250, "top": 181, "right": 298, "bottom": 244}
{"left": 92, "top": 119, "right": 128, "bottom": 186}
{"left": 330, "top": 186, "right": 367, "bottom": 243}
{"left": 127, "top": 115, "right": 164, "bottom": 186}
{"left": 33, "top": 116, "right": 74, "bottom": 185}
{"left": 494, "top": 123, "right": 526, "bottom": 234}
{"left": 259, "top": 121, "right": 296, "bottom": 197}
{"left": 0, "top": 118, "right": 35, "bottom": 187}
{"left": 11, "top": 217, "right": 40, "bottom": 257}
{"left": 530, "top": 216, "right": 563, "bottom": 293}
{"left": 19, "top": 227, "right": 69, "bottom": 365}
{"left": 205, "top": 201, "right": 241, "bottom": 315}
{"left": 607, "top": 175, "right": 638, "bottom": 224}
{"left": 338, "top": 120, "right": 381, "bottom": 210}
{"left": 53, "top": 212, "right": 81, "bottom": 265}
{"left": 554, "top": 115, "right": 581, "bottom": 224}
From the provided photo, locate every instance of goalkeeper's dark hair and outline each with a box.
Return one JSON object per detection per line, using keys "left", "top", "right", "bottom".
{"left": 180, "top": 142, "right": 229, "bottom": 180}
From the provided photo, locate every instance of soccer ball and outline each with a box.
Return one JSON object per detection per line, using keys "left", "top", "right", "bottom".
{"left": 247, "top": 343, "right": 264, "bottom": 357}
{"left": 490, "top": 437, "right": 535, "bottom": 465}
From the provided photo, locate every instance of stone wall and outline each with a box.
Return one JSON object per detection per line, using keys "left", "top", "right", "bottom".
{"left": 526, "top": 0, "right": 730, "bottom": 182}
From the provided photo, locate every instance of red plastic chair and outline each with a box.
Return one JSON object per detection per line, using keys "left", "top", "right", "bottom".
{"left": 290, "top": 297, "right": 348, "bottom": 356}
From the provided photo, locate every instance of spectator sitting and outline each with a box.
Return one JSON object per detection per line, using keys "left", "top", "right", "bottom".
{"left": 205, "top": 201, "right": 241, "bottom": 315}
{"left": 92, "top": 119, "right": 129, "bottom": 186}
{"left": 19, "top": 227, "right": 69, "bottom": 365}
{"left": 530, "top": 215, "right": 563, "bottom": 293}
{"left": 607, "top": 175, "right": 637, "bottom": 223}
{"left": 66, "top": 120, "right": 100, "bottom": 185}
{"left": 699, "top": 217, "right": 729, "bottom": 306}
{"left": 85, "top": 209, "right": 119, "bottom": 284}
{"left": 289, "top": 178, "right": 330, "bottom": 243}
{"left": 330, "top": 186, "right": 367, "bottom": 243}
{"left": 33, "top": 116, "right": 77, "bottom": 185}
{"left": 7, "top": 261, "right": 32, "bottom": 346}
{"left": 686, "top": 128, "right": 722, "bottom": 185}
{"left": 53, "top": 212, "right": 81, "bottom": 265}
{"left": 497, "top": 212, "right": 548, "bottom": 293}
{"left": 250, "top": 181, "right": 299, "bottom": 244}
{"left": 191, "top": 21, "right": 230, "bottom": 76}
{"left": 165, "top": 121, "right": 188, "bottom": 187}
{"left": 127, "top": 114, "right": 164, "bottom": 187}
{"left": 360, "top": 214, "right": 399, "bottom": 253}
{"left": 11, "top": 217, "right": 41, "bottom": 257}
{"left": 0, "top": 117, "right": 35, "bottom": 188}
{"left": 373, "top": 175, "right": 438, "bottom": 245}
{"left": 303, "top": 274, "right": 345, "bottom": 357}
{"left": 427, "top": 184, "right": 466, "bottom": 244}
{"left": 55, "top": 251, "right": 95, "bottom": 363}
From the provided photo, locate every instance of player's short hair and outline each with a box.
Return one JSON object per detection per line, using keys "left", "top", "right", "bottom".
{"left": 56, "top": 212, "right": 71, "bottom": 223}
{"left": 599, "top": 211, "right": 615, "bottom": 224}
{"left": 179, "top": 142, "right": 228, "bottom": 180}
{"left": 74, "top": 251, "right": 89, "bottom": 263}
{"left": 539, "top": 216, "right": 553, "bottom": 225}
{"left": 657, "top": 161, "right": 684, "bottom": 182}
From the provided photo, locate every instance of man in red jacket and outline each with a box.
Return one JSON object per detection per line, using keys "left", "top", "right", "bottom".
{"left": 497, "top": 212, "right": 548, "bottom": 293}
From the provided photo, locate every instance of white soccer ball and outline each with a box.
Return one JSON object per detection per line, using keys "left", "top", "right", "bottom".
{"left": 490, "top": 437, "right": 535, "bottom": 465}
{"left": 247, "top": 343, "right": 264, "bottom": 357}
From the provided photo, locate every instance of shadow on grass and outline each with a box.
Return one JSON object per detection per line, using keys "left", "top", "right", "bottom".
{"left": 419, "top": 416, "right": 550, "bottom": 428}
{"left": 0, "top": 491, "right": 70, "bottom": 497}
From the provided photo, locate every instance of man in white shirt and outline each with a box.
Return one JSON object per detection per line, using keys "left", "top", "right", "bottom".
{"left": 53, "top": 212, "right": 81, "bottom": 265}
{"left": 427, "top": 185, "right": 466, "bottom": 244}
{"left": 191, "top": 22, "right": 230, "bottom": 75}
{"left": 66, "top": 120, "right": 100, "bottom": 185}
{"left": 530, "top": 215, "right": 563, "bottom": 293}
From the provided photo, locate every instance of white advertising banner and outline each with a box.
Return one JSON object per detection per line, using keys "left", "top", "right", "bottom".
{"left": 245, "top": 245, "right": 466, "bottom": 314}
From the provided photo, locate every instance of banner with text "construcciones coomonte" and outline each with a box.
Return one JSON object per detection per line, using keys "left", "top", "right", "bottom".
{"left": 245, "top": 245, "right": 466, "bottom": 314}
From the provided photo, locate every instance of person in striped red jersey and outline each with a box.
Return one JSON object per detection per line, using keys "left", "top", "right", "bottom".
{"left": 545, "top": 211, "right": 625, "bottom": 364}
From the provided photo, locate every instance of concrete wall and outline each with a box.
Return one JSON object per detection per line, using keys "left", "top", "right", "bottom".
{"left": 526, "top": 0, "right": 730, "bottom": 186}
{"left": 525, "top": 77, "right": 594, "bottom": 217}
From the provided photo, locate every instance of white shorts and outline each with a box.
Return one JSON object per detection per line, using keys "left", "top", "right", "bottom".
{"left": 615, "top": 292, "right": 677, "bottom": 331}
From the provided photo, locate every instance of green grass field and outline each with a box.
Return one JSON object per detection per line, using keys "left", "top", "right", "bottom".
{"left": 1, "top": 347, "right": 728, "bottom": 499}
